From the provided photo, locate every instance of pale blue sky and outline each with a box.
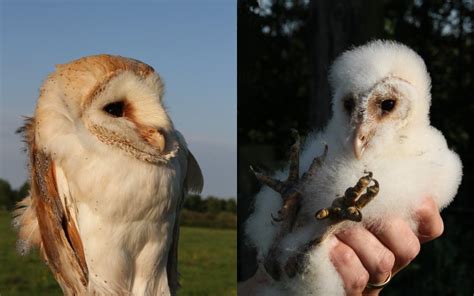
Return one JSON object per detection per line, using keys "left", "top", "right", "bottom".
{"left": 0, "top": 1, "right": 236, "bottom": 198}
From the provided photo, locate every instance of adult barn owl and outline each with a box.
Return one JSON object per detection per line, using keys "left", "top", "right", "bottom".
{"left": 246, "top": 40, "right": 462, "bottom": 295}
{"left": 13, "top": 55, "right": 203, "bottom": 295}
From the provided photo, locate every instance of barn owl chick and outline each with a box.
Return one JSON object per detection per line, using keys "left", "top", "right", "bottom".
{"left": 13, "top": 55, "right": 203, "bottom": 295}
{"left": 246, "top": 40, "right": 462, "bottom": 295}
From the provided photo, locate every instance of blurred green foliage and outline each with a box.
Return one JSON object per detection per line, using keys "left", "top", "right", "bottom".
{"left": 0, "top": 180, "right": 29, "bottom": 211}
{"left": 181, "top": 210, "right": 237, "bottom": 229}
{"left": 184, "top": 195, "right": 237, "bottom": 214}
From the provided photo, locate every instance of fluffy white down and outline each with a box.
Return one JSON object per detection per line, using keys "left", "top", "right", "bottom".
{"left": 245, "top": 41, "right": 462, "bottom": 295}
{"left": 35, "top": 69, "right": 188, "bottom": 295}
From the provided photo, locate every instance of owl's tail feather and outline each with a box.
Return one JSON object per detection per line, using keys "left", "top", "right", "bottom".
{"left": 12, "top": 194, "right": 41, "bottom": 255}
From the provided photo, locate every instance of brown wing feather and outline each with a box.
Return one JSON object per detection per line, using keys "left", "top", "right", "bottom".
{"left": 17, "top": 118, "right": 89, "bottom": 295}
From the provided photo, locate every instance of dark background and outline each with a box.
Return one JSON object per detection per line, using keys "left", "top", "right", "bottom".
{"left": 237, "top": 0, "right": 473, "bottom": 294}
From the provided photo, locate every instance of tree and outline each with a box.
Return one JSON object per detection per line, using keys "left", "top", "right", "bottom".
{"left": 0, "top": 179, "right": 14, "bottom": 210}
{"left": 183, "top": 194, "right": 204, "bottom": 212}
{"left": 225, "top": 199, "right": 237, "bottom": 213}
{"left": 14, "top": 182, "right": 29, "bottom": 205}
{"left": 205, "top": 196, "right": 223, "bottom": 214}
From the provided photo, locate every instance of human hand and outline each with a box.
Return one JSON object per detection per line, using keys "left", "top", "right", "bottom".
{"left": 330, "top": 197, "right": 444, "bottom": 296}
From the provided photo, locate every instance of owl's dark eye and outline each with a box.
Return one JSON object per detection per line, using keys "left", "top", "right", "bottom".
{"left": 103, "top": 101, "right": 124, "bottom": 117}
{"left": 381, "top": 99, "right": 396, "bottom": 113}
{"left": 343, "top": 97, "right": 355, "bottom": 114}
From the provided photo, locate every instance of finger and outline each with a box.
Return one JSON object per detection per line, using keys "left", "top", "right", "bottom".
{"left": 369, "top": 216, "right": 420, "bottom": 273}
{"left": 416, "top": 197, "right": 444, "bottom": 243}
{"left": 336, "top": 227, "right": 394, "bottom": 289}
{"left": 330, "top": 239, "right": 370, "bottom": 296}
{"left": 363, "top": 285, "right": 383, "bottom": 296}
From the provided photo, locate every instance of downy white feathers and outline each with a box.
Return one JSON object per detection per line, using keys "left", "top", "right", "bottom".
{"left": 246, "top": 40, "right": 462, "bottom": 295}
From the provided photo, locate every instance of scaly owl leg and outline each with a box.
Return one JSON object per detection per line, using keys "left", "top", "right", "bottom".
{"left": 250, "top": 130, "right": 301, "bottom": 226}
{"left": 251, "top": 130, "right": 328, "bottom": 281}
{"left": 284, "top": 172, "right": 380, "bottom": 278}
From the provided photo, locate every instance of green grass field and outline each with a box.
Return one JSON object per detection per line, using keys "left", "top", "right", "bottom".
{"left": 0, "top": 210, "right": 236, "bottom": 295}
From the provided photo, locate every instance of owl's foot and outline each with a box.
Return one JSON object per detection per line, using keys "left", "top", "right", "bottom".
{"left": 251, "top": 130, "right": 328, "bottom": 281}
{"left": 284, "top": 172, "right": 380, "bottom": 278}
{"left": 315, "top": 172, "right": 379, "bottom": 222}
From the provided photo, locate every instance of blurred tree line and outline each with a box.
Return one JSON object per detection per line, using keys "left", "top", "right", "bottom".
{"left": 181, "top": 195, "right": 237, "bottom": 229}
{"left": 238, "top": 0, "right": 473, "bottom": 294}
{"left": 183, "top": 194, "right": 237, "bottom": 214}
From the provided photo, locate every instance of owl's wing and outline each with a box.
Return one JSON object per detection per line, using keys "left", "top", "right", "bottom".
{"left": 166, "top": 189, "right": 183, "bottom": 296}
{"left": 184, "top": 151, "right": 204, "bottom": 194}
{"left": 167, "top": 142, "right": 204, "bottom": 295}
{"left": 16, "top": 119, "right": 89, "bottom": 294}
{"left": 172, "top": 131, "right": 204, "bottom": 194}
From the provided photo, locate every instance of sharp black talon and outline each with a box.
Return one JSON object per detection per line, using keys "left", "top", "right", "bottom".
{"left": 250, "top": 166, "right": 285, "bottom": 193}
{"left": 249, "top": 165, "right": 260, "bottom": 174}
{"left": 264, "top": 260, "right": 282, "bottom": 281}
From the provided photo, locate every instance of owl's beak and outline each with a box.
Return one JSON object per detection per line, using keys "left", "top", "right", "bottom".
{"left": 352, "top": 124, "right": 372, "bottom": 160}
{"left": 141, "top": 128, "right": 166, "bottom": 153}
{"left": 151, "top": 131, "right": 166, "bottom": 152}
{"left": 150, "top": 130, "right": 166, "bottom": 152}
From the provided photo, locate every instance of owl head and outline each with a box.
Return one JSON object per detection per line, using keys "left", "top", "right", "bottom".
{"left": 328, "top": 40, "right": 432, "bottom": 159}
{"left": 34, "top": 55, "right": 179, "bottom": 164}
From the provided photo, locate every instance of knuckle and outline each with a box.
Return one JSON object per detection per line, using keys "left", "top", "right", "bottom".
{"left": 431, "top": 221, "right": 445, "bottom": 238}
{"left": 400, "top": 237, "right": 420, "bottom": 264}
{"left": 417, "top": 208, "right": 445, "bottom": 240}
{"left": 351, "top": 270, "right": 369, "bottom": 291}
{"left": 417, "top": 199, "right": 441, "bottom": 228}
{"left": 376, "top": 250, "right": 395, "bottom": 274}
{"left": 339, "top": 248, "right": 357, "bottom": 266}
{"left": 427, "top": 217, "right": 444, "bottom": 239}
{"left": 421, "top": 197, "right": 438, "bottom": 213}
{"left": 339, "top": 227, "right": 358, "bottom": 240}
